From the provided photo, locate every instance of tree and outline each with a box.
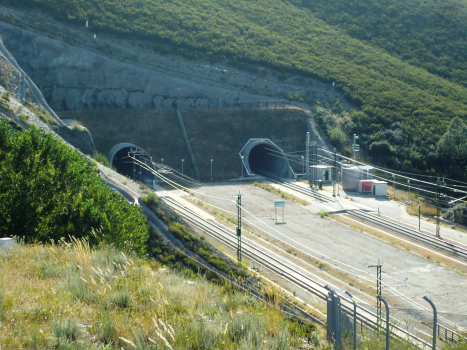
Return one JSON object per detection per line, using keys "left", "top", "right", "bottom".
{"left": 436, "top": 117, "right": 467, "bottom": 161}
{"left": 436, "top": 117, "right": 467, "bottom": 179}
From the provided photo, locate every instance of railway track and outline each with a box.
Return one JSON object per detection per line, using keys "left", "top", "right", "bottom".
{"left": 266, "top": 176, "right": 336, "bottom": 203}
{"left": 162, "top": 196, "right": 432, "bottom": 348}
{"left": 346, "top": 210, "right": 467, "bottom": 261}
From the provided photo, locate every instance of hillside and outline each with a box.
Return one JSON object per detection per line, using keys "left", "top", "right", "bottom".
{"left": 0, "top": 239, "right": 323, "bottom": 349}
{"left": 8, "top": 0, "right": 467, "bottom": 178}
{"left": 290, "top": 0, "right": 467, "bottom": 88}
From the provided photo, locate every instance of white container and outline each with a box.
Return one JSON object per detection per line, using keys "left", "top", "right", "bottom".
{"left": 0, "top": 237, "right": 14, "bottom": 249}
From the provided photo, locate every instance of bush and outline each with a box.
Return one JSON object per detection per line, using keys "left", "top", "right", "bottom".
{"left": 93, "top": 152, "right": 110, "bottom": 167}
{"left": 141, "top": 192, "right": 159, "bottom": 207}
{"left": 370, "top": 140, "right": 392, "bottom": 157}
{"left": 0, "top": 121, "right": 149, "bottom": 256}
{"left": 19, "top": 113, "right": 29, "bottom": 124}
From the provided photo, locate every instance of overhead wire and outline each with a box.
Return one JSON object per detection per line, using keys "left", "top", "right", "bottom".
{"left": 317, "top": 152, "right": 456, "bottom": 203}
{"left": 320, "top": 148, "right": 467, "bottom": 195}
{"left": 128, "top": 154, "right": 466, "bottom": 331}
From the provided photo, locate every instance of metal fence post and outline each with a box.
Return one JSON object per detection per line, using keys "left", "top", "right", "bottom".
{"left": 377, "top": 295, "right": 389, "bottom": 350}
{"left": 423, "top": 296, "right": 437, "bottom": 350}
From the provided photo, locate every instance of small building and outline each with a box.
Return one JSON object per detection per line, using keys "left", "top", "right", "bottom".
{"left": 309, "top": 165, "right": 333, "bottom": 184}
{"left": 357, "top": 180, "right": 388, "bottom": 196}
{"left": 357, "top": 180, "right": 373, "bottom": 193}
{"left": 372, "top": 180, "right": 388, "bottom": 197}
{"left": 342, "top": 165, "right": 373, "bottom": 191}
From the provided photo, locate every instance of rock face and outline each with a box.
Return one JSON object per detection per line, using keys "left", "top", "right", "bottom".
{"left": 0, "top": 31, "right": 96, "bottom": 155}
{"left": 0, "top": 22, "right": 275, "bottom": 111}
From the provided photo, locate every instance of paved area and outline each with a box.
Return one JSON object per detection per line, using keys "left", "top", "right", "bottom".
{"left": 318, "top": 183, "right": 467, "bottom": 248}
{"left": 163, "top": 180, "right": 467, "bottom": 331}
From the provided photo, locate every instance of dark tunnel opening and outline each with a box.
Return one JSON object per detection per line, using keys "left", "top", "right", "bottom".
{"left": 112, "top": 147, "right": 154, "bottom": 185}
{"left": 248, "top": 144, "right": 290, "bottom": 178}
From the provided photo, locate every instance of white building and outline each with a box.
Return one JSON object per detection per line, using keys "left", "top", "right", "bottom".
{"left": 309, "top": 165, "right": 333, "bottom": 184}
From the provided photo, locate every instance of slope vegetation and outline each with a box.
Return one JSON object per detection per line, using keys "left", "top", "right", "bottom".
{"left": 0, "top": 120, "right": 148, "bottom": 255}
{"left": 290, "top": 0, "right": 467, "bottom": 88}
{"left": 10, "top": 0, "right": 467, "bottom": 174}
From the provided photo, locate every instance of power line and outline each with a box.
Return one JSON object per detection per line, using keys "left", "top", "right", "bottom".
{"left": 128, "top": 154, "right": 466, "bottom": 332}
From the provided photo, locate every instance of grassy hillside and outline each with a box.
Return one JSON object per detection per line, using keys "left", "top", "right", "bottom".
{"left": 0, "top": 239, "right": 323, "bottom": 349}
{"left": 289, "top": 0, "right": 467, "bottom": 88}
{"left": 11, "top": 0, "right": 467, "bottom": 175}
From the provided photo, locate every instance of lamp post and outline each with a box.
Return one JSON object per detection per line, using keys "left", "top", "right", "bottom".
{"left": 353, "top": 134, "right": 359, "bottom": 165}
{"left": 150, "top": 156, "right": 154, "bottom": 189}
{"left": 376, "top": 295, "right": 390, "bottom": 350}
{"left": 301, "top": 155, "right": 304, "bottom": 175}
{"left": 210, "top": 159, "right": 213, "bottom": 181}
{"left": 408, "top": 179, "right": 411, "bottom": 203}
{"left": 241, "top": 156, "right": 244, "bottom": 178}
{"left": 418, "top": 205, "right": 421, "bottom": 231}
{"left": 345, "top": 291, "right": 357, "bottom": 350}
{"left": 181, "top": 159, "right": 184, "bottom": 179}
{"left": 423, "top": 296, "right": 437, "bottom": 350}
{"left": 338, "top": 171, "right": 340, "bottom": 196}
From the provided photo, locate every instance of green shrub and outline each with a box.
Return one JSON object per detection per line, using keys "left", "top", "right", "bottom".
{"left": 1, "top": 92, "right": 10, "bottom": 101}
{"left": 0, "top": 121, "right": 149, "bottom": 256}
{"left": 19, "top": 113, "right": 29, "bottom": 124}
{"left": 92, "top": 152, "right": 110, "bottom": 167}
{"left": 141, "top": 192, "right": 159, "bottom": 207}
{"left": 319, "top": 210, "right": 329, "bottom": 218}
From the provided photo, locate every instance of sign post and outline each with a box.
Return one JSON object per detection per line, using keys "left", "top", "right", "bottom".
{"left": 274, "top": 200, "right": 286, "bottom": 224}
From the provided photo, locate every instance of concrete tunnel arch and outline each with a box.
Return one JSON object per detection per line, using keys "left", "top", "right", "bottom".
{"left": 108, "top": 143, "right": 153, "bottom": 182}
{"left": 239, "top": 139, "right": 294, "bottom": 178}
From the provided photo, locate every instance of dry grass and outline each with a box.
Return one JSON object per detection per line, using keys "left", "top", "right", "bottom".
{"left": 0, "top": 238, "right": 325, "bottom": 349}
{"left": 388, "top": 186, "right": 438, "bottom": 217}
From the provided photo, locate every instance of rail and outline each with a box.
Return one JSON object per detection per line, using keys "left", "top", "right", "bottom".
{"left": 162, "top": 196, "right": 432, "bottom": 349}
{"left": 347, "top": 210, "right": 467, "bottom": 261}
{"left": 266, "top": 176, "right": 336, "bottom": 203}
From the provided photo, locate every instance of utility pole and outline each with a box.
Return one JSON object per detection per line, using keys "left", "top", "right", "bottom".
{"left": 305, "top": 132, "right": 310, "bottom": 182}
{"left": 210, "top": 159, "right": 213, "bottom": 181}
{"left": 333, "top": 148, "right": 337, "bottom": 197}
{"left": 138, "top": 151, "right": 142, "bottom": 183}
{"left": 181, "top": 159, "right": 185, "bottom": 180}
{"left": 314, "top": 143, "right": 318, "bottom": 186}
{"left": 132, "top": 150, "right": 136, "bottom": 181}
{"left": 352, "top": 134, "right": 359, "bottom": 165}
{"left": 311, "top": 142, "right": 317, "bottom": 188}
{"left": 436, "top": 177, "right": 446, "bottom": 238}
{"left": 408, "top": 179, "right": 411, "bottom": 203}
{"left": 369, "top": 261, "right": 382, "bottom": 327}
{"left": 236, "top": 193, "right": 242, "bottom": 262}
{"left": 241, "top": 156, "right": 244, "bottom": 178}
{"left": 392, "top": 174, "right": 396, "bottom": 200}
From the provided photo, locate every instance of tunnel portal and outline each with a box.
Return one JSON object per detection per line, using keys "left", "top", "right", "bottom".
{"left": 240, "top": 139, "right": 294, "bottom": 178}
{"left": 108, "top": 143, "right": 154, "bottom": 184}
